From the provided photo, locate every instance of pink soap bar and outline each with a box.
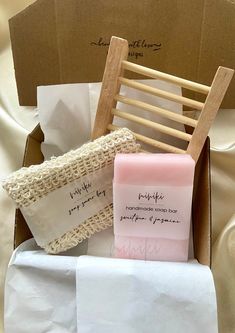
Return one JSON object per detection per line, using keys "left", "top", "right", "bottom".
{"left": 113, "top": 153, "right": 195, "bottom": 262}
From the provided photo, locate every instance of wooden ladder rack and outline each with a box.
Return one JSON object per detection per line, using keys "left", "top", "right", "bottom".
{"left": 92, "top": 36, "right": 234, "bottom": 162}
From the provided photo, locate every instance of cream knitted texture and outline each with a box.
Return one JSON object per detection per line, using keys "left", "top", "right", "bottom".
{"left": 3, "top": 128, "right": 140, "bottom": 254}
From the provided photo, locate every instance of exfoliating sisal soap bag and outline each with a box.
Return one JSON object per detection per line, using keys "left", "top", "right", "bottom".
{"left": 3, "top": 128, "right": 140, "bottom": 254}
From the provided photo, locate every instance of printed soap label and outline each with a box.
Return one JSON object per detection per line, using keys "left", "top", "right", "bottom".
{"left": 21, "top": 166, "right": 113, "bottom": 247}
{"left": 113, "top": 183, "right": 193, "bottom": 240}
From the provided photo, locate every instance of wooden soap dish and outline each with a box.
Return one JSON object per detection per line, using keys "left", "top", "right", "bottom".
{"left": 92, "top": 36, "right": 234, "bottom": 162}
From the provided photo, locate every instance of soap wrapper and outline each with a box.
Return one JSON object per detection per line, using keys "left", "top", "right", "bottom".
{"left": 113, "top": 153, "right": 195, "bottom": 261}
{"left": 2, "top": 128, "right": 140, "bottom": 254}
{"left": 20, "top": 166, "right": 114, "bottom": 248}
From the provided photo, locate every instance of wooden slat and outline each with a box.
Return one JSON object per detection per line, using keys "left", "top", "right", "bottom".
{"left": 91, "top": 36, "right": 233, "bottom": 164}
{"left": 115, "top": 94, "right": 198, "bottom": 127}
{"left": 119, "top": 77, "right": 204, "bottom": 110}
{"left": 91, "top": 37, "right": 129, "bottom": 140}
{"left": 107, "top": 124, "right": 186, "bottom": 154}
{"left": 122, "top": 60, "right": 211, "bottom": 94}
{"left": 187, "top": 66, "right": 234, "bottom": 162}
{"left": 111, "top": 108, "right": 192, "bottom": 141}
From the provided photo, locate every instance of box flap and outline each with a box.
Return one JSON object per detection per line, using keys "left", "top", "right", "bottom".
{"left": 9, "top": 0, "right": 61, "bottom": 106}
{"left": 192, "top": 137, "right": 211, "bottom": 266}
{"left": 8, "top": 0, "right": 230, "bottom": 107}
{"left": 197, "top": 0, "right": 235, "bottom": 107}
{"left": 9, "top": 0, "right": 235, "bottom": 107}
{"left": 14, "top": 124, "right": 44, "bottom": 248}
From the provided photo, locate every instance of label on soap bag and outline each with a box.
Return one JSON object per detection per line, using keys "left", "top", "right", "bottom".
{"left": 21, "top": 166, "right": 113, "bottom": 247}
{"left": 114, "top": 183, "right": 193, "bottom": 240}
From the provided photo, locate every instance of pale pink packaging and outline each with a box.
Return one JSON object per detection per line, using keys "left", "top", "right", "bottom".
{"left": 113, "top": 153, "right": 195, "bottom": 262}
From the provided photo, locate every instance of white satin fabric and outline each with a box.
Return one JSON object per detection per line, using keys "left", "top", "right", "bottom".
{"left": 210, "top": 110, "right": 235, "bottom": 333}
{"left": 0, "top": 2, "right": 234, "bottom": 333}
{"left": 0, "top": 2, "right": 38, "bottom": 332}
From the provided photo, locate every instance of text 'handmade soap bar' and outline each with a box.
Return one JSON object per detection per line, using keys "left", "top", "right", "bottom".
{"left": 113, "top": 153, "right": 195, "bottom": 261}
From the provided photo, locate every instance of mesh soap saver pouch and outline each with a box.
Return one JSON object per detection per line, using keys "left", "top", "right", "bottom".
{"left": 3, "top": 128, "right": 140, "bottom": 254}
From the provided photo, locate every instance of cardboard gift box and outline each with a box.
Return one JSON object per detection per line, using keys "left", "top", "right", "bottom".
{"left": 9, "top": 0, "right": 235, "bottom": 266}
{"left": 13, "top": 125, "right": 211, "bottom": 265}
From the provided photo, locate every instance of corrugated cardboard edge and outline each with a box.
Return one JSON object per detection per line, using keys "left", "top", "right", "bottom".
{"left": 14, "top": 124, "right": 44, "bottom": 248}
{"left": 193, "top": 137, "right": 211, "bottom": 266}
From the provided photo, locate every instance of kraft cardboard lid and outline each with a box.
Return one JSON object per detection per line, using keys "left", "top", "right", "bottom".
{"left": 9, "top": 0, "right": 235, "bottom": 107}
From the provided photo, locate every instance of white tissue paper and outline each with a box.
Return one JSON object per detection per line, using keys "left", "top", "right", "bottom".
{"left": 4, "top": 239, "right": 77, "bottom": 333}
{"left": 37, "top": 83, "right": 91, "bottom": 159}
{"left": 76, "top": 256, "right": 218, "bottom": 333}
{"left": 4, "top": 238, "right": 218, "bottom": 333}
{"left": 37, "top": 80, "right": 187, "bottom": 159}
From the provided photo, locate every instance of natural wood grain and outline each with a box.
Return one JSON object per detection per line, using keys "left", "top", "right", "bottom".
{"left": 92, "top": 36, "right": 234, "bottom": 161}
{"left": 187, "top": 66, "right": 234, "bottom": 161}
{"left": 111, "top": 108, "right": 192, "bottom": 141}
{"left": 107, "top": 124, "right": 186, "bottom": 153}
{"left": 115, "top": 94, "right": 198, "bottom": 127}
{"left": 119, "top": 77, "right": 204, "bottom": 110}
{"left": 122, "top": 60, "right": 211, "bottom": 94}
{"left": 91, "top": 37, "right": 128, "bottom": 139}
